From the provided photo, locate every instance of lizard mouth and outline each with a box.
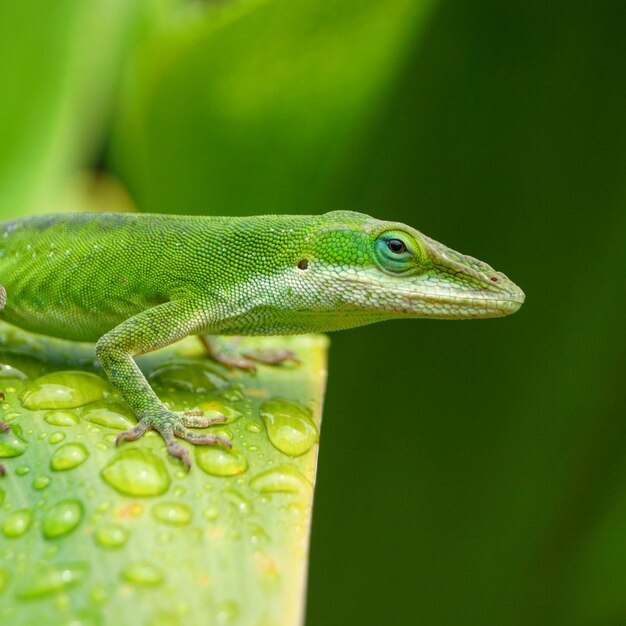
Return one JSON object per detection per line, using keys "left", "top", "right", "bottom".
{"left": 396, "top": 289, "right": 525, "bottom": 318}
{"left": 340, "top": 274, "right": 525, "bottom": 319}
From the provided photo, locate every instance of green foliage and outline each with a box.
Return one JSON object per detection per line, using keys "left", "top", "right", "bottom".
{"left": 0, "top": 323, "right": 327, "bottom": 625}
{"left": 110, "top": 0, "right": 436, "bottom": 215}
{"left": 0, "top": 0, "right": 151, "bottom": 218}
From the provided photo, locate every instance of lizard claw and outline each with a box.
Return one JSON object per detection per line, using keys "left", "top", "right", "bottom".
{"left": 115, "top": 408, "right": 231, "bottom": 469}
{"left": 115, "top": 421, "right": 149, "bottom": 444}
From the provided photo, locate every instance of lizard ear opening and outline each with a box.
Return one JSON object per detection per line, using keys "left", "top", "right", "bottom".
{"left": 297, "top": 259, "right": 309, "bottom": 270}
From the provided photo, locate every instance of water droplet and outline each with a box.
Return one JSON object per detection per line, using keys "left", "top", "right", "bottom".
{"left": 101, "top": 448, "right": 170, "bottom": 496}
{"left": 222, "top": 385, "right": 244, "bottom": 402}
{"left": 0, "top": 363, "right": 28, "bottom": 379}
{"left": 81, "top": 401, "right": 134, "bottom": 430}
{"left": 152, "top": 502, "right": 192, "bottom": 526}
{"left": 245, "top": 423, "right": 262, "bottom": 434}
{"left": 247, "top": 523, "right": 270, "bottom": 545}
{"left": 2, "top": 509, "right": 33, "bottom": 538}
{"left": 198, "top": 401, "right": 242, "bottom": 424}
{"left": 44, "top": 409, "right": 79, "bottom": 427}
{"left": 149, "top": 360, "right": 228, "bottom": 394}
{"left": 250, "top": 466, "right": 311, "bottom": 494}
{"left": 204, "top": 507, "right": 219, "bottom": 521}
{"left": 0, "top": 424, "right": 26, "bottom": 458}
{"left": 33, "top": 475, "right": 51, "bottom": 490}
{"left": 16, "top": 563, "right": 86, "bottom": 598}
{"left": 15, "top": 465, "right": 30, "bottom": 476}
{"left": 216, "top": 600, "right": 239, "bottom": 624}
{"left": 48, "top": 431, "right": 65, "bottom": 444}
{"left": 260, "top": 399, "right": 318, "bottom": 456}
{"left": 50, "top": 443, "right": 88, "bottom": 471}
{"left": 222, "top": 489, "right": 252, "bottom": 514}
{"left": 90, "top": 584, "right": 108, "bottom": 604}
{"left": 42, "top": 499, "right": 83, "bottom": 538}
{"left": 20, "top": 371, "right": 108, "bottom": 410}
{"left": 122, "top": 561, "right": 163, "bottom": 586}
{"left": 196, "top": 446, "right": 248, "bottom": 477}
{"left": 94, "top": 523, "right": 129, "bottom": 549}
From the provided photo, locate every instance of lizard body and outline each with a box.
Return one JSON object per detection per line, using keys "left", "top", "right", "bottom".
{"left": 0, "top": 211, "right": 524, "bottom": 467}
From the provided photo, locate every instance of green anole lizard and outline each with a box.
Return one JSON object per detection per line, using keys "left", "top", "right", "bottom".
{"left": 0, "top": 211, "right": 524, "bottom": 468}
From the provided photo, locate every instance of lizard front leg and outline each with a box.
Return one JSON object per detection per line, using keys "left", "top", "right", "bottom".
{"left": 96, "top": 300, "right": 230, "bottom": 469}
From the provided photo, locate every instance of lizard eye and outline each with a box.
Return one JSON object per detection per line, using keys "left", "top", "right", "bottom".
{"left": 386, "top": 239, "right": 406, "bottom": 254}
{"left": 374, "top": 229, "right": 424, "bottom": 275}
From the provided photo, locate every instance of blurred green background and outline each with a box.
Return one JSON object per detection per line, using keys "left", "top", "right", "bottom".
{"left": 1, "top": 1, "right": 625, "bottom": 625}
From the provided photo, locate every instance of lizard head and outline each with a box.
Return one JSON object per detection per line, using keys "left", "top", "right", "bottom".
{"left": 299, "top": 211, "right": 525, "bottom": 321}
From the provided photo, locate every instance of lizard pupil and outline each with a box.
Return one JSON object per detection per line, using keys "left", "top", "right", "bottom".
{"left": 387, "top": 239, "right": 406, "bottom": 254}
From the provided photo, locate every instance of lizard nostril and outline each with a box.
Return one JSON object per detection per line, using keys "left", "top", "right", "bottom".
{"left": 297, "top": 259, "right": 309, "bottom": 270}
{"left": 490, "top": 276, "right": 499, "bottom": 282}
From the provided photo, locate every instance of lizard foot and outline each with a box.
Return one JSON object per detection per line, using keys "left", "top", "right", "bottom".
{"left": 115, "top": 408, "right": 231, "bottom": 470}
{"left": 199, "top": 336, "right": 299, "bottom": 373}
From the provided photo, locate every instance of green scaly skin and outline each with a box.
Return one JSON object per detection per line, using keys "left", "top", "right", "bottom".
{"left": 0, "top": 211, "right": 524, "bottom": 468}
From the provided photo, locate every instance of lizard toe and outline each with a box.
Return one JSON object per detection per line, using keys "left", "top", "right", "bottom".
{"left": 165, "top": 440, "right": 191, "bottom": 471}
{"left": 179, "top": 411, "right": 227, "bottom": 428}
{"left": 115, "top": 421, "right": 149, "bottom": 445}
{"left": 173, "top": 423, "right": 232, "bottom": 448}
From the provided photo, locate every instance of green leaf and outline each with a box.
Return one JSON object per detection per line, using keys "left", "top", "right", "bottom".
{"left": 0, "top": 322, "right": 328, "bottom": 625}
{"left": 111, "top": 0, "right": 437, "bottom": 215}
{"left": 0, "top": 0, "right": 164, "bottom": 219}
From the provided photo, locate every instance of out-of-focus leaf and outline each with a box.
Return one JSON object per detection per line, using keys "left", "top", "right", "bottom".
{"left": 110, "top": 0, "right": 436, "bottom": 215}
{"left": 0, "top": 0, "right": 169, "bottom": 219}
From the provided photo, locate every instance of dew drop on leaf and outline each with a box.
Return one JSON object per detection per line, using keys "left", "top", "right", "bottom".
{"left": 0, "top": 426, "right": 26, "bottom": 458}
{"left": 94, "top": 523, "right": 129, "bottom": 549}
{"left": 222, "top": 489, "right": 252, "bottom": 514}
{"left": 2, "top": 509, "right": 33, "bottom": 538}
{"left": 32, "top": 475, "right": 51, "bottom": 490}
{"left": 122, "top": 561, "right": 164, "bottom": 587}
{"left": 250, "top": 466, "right": 311, "bottom": 494}
{"left": 20, "top": 371, "right": 108, "bottom": 410}
{"left": 42, "top": 499, "right": 83, "bottom": 538}
{"left": 196, "top": 447, "right": 248, "bottom": 477}
{"left": 148, "top": 360, "right": 228, "bottom": 394}
{"left": 48, "top": 432, "right": 65, "bottom": 445}
{"left": 44, "top": 410, "right": 79, "bottom": 427}
{"left": 101, "top": 449, "right": 170, "bottom": 497}
{"left": 151, "top": 501, "right": 192, "bottom": 526}
{"left": 15, "top": 563, "right": 87, "bottom": 599}
{"left": 50, "top": 443, "right": 89, "bottom": 471}
{"left": 260, "top": 399, "right": 318, "bottom": 457}
{"left": 81, "top": 402, "right": 134, "bottom": 430}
